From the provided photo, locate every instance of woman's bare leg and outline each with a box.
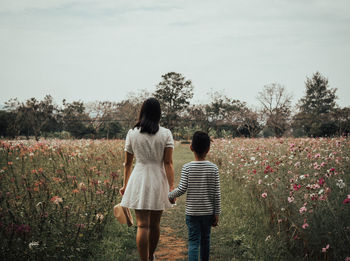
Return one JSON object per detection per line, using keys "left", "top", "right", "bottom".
{"left": 135, "top": 210, "right": 151, "bottom": 261}
{"left": 149, "top": 210, "right": 163, "bottom": 260}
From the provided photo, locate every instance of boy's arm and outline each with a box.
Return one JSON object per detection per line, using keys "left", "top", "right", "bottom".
{"left": 214, "top": 167, "right": 221, "bottom": 216}
{"left": 168, "top": 165, "right": 189, "bottom": 200}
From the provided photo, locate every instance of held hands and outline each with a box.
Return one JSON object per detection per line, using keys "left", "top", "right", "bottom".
{"left": 168, "top": 186, "right": 176, "bottom": 204}
{"left": 168, "top": 197, "right": 176, "bottom": 204}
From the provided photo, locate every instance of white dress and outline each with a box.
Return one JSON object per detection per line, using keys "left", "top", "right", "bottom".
{"left": 120, "top": 126, "right": 174, "bottom": 210}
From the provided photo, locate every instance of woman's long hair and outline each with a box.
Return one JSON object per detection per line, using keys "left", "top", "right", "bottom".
{"left": 133, "top": 98, "right": 161, "bottom": 134}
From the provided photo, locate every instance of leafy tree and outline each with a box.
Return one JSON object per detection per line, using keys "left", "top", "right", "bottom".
{"left": 185, "top": 104, "right": 211, "bottom": 134}
{"left": 295, "top": 72, "right": 338, "bottom": 137}
{"left": 0, "top": 110, "right": 17, "bottom": 138}
{"left": 96, "top": 120, "right": 122, "bottom": 139}
{"left": 87, "top": 101, "right": 120, "bottom": 139}
{"left": 237, "top": 107, "right": 263, "bottom": 138}
{"left": 154, "top": 72, "right": 194, "bottom": 130}
{"left": 334, "top": 107, "right": 350, "bottom": 135}
{"left": 257, "top": 83, "right": 292, "bottom": 137}
{"left": 4, "top": 95, "right": 58, "bottom": 140}
{"left": 205, "top": 91, "right": 246, "bottom": 137}
{"left": 61, "top": 100, "right": 94, "bottom": 138}
{"left": 115, "top": 90, "right": 152, "bottom": 135}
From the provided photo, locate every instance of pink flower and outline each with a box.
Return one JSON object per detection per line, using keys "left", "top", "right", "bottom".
{"left": 50, "top": 196, "right": 63, "bottom": 205}
{"left": 302, "top": 219, "right": 309, "bottom": 229}
{"left": 288, "top": 196, "right": 294, "bottom": 203}
{"left": 343, "top": 195, "right": 350, "bottom": 204}
{"left": 299, "top": 206, "right": 307, "bottom": 214}
{"left": 345, "top": 257, "right": 350, "bottom": 261}
{"left": 293, "top": 184, "right": 301, "bottom": 191}
{"left": 258, "top": 179, "right": 262, "bottom": 185}
{"left": 321, "top": 244, "right": 330, "bottom": 253}
{"left": 262, "top": 192, "right": 267, "bottom": 198}
{"left": 318, "top": 178, "right": 325, "bottom": 186}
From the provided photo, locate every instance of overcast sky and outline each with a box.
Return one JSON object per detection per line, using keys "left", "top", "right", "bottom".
{"left": 0, "top": 0, "right": 349, "bottom": 108}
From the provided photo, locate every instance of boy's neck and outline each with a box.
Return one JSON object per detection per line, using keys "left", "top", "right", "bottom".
{"left": 194, "top": 153, "right": 207, "bottom": 161}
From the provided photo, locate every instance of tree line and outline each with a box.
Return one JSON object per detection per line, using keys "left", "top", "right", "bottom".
{"left": 1, "top": 71, "right": 349, "bottom": 140}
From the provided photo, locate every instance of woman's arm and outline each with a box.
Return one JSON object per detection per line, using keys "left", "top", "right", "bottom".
{"left": 119, "top": 151, "right": 134, "bottom": 196}
{"left": 163, "top": 147, "right": 174, "bottom": 191}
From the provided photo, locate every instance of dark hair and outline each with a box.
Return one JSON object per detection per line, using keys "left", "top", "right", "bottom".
{"left": 134, "top": 98, "right": 161, "bottom": 134}
{"left": 191, "top": 131, "right": 210, "bottom": 156}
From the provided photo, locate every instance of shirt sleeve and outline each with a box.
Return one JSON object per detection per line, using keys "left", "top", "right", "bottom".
{"left": 214, "top": 167, "right": 221, "bottom": 215}
{"left": 124, "top": 129, "right": 133, "bottom": 154}
{"left": 168, "top": 165, "right": 188, "bottom": 200}
{"left": 165, "top": 129, "right": 174, "bottom": 148}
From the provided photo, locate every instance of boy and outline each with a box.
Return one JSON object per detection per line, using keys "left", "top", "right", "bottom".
{"left": 168, "top": 131, "right": 221, "bottom": 261}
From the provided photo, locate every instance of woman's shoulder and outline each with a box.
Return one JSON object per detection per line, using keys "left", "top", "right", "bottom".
{"left": 159, "top": 126, "right": 172, "bottom": 134}
{"left": 126, "top": 127, "right": 140, "bottom": 136}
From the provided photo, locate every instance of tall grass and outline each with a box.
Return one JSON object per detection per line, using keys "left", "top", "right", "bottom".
{"left": 1, "top": 138, "right": 349, "bottom": 260}
{"left": 0, "top": 139, "right": 137, "bottom": 260}
{"left": 208, "top": 137, "right": 350, "bottom": 260}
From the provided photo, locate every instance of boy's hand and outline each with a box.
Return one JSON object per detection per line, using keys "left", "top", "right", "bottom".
{"left": 212, "top": 215, "right": 219, "bottom": 227}
{"left": 169, "top": 197, "right": 176, "bottom": 204}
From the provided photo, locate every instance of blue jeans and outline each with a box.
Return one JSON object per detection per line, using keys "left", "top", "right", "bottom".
{"left": 186, "top": 215, "right": 213, "bottom": 261}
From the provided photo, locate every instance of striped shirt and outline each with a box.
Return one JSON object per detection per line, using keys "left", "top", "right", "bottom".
{"left": 168, "top": 161, "right": 221, "bottom": 216}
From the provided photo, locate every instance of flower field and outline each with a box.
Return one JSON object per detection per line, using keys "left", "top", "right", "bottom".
{"left": 208, "top": 137, "right": 350, "bottom": 260}
{"left": 0, "top": 137, "right": 349, "bottom": 260}
{"left": 0, "top": 139, "right": 131, "bottom": 260}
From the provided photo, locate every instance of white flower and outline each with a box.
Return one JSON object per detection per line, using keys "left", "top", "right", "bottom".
{"left": 336, "top": 179, "right": 345, "bottom": 189}
{"left": 265, "top": 235, "right": 271, "bottom": 241}
{"left": 318, "top": 189, "right": 324, "bottom": 195}
{"left": 29, "top": 241, "right": 39, "bottom": 250}
{"left": 264, "top": 175, "right": 269, "bottom": 179}
{"left": 250, "top": 157, "right": 256, "bottom": 161}
{"left": 299, "top": 175, "right": 305, "bottom": 180}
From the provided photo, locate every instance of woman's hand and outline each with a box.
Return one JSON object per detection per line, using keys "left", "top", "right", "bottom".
{"left": 119, "top": 186, "right": 126, "bottom": 196}
{"left": 121, "top": 152, "right": 133, "bottom": 197}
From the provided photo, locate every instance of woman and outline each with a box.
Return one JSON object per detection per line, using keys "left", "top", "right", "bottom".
{"left": 119, "top": 98, "right": 175, "bottom": 261}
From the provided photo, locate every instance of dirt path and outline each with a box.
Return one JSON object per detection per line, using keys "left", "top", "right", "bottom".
{"left": 155, "top": 143, "right": 193, "bottom": 260}
{"left": 156, "top": 222, "right": 187, "bottom": 260}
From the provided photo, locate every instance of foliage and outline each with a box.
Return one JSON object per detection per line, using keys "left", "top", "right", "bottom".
{"left": 0, "top": 139, "right": 133, "bottom": 260}
{"left": 154, "top": 72, "right": 194, "bottom": 131}
{"left": 295, "top": 72, "right": 338, "bottom": 137}
{"left": 1, "top": 71, "right": 349, "bottom": 139}
{"left": 258, "top": 83, "right": 292, "bottom": 137}
{"left": 61, "top": 100, "right": 95, "bottom": 139}
{"left": 4, "top": 96, "right": 59, "bottom": 140}
{"left": 208, "top": 137, "right": 350, "bottom": 260}
{"left": 0, "top": 110, "right": 17, "bottom": 138}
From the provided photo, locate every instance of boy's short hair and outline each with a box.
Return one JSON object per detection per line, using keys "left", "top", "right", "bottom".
{"left": 191, "top": 131, "right": 210, "bottom": 156}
